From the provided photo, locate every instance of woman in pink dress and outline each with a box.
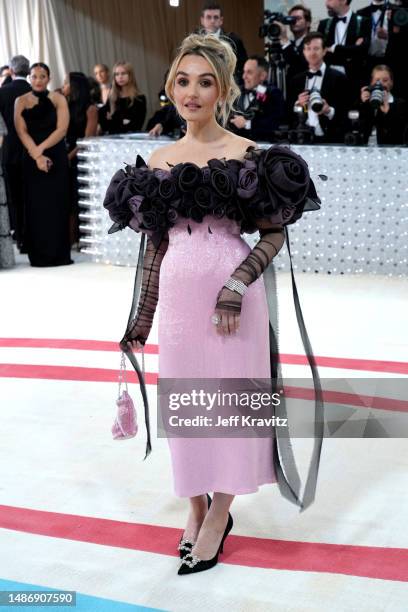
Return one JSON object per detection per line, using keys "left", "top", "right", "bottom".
{"left": 104, "top": 33, "right": 323, "bottom": 575}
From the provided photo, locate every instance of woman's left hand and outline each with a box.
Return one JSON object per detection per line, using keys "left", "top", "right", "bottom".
{"left": 213, "top": 287, "right": 241, "bottom": 336}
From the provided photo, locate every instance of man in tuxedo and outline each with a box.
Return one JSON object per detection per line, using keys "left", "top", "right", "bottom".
{"left": 357, "top": 1, "right": 390, "bottom": 71}
{"left": 318, "top": 0, "right": 371, "bottom": 98}
{"left": 288, "top": 32, "right": 349, "bottom": 143}
{"left": 228, "top": 55, "right": 284, "bottom": 142}
{"left": 0, "top": 55, "right": 31, "bottom": 250}
{"left": 278, "top": 5, "right": 312, "bottom": 82}
{"left": 358, "top": 64, "right": 407, "bottom": 144}
{"left": 199, "top": 1, "right": 247, "bottom": 85}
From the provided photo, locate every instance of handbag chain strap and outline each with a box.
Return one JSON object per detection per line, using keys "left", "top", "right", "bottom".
{"left": 118, "top": 346, "right": 145, "bottom": 399}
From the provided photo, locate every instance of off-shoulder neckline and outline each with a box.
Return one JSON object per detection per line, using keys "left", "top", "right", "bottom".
{"left": 150, "top": 144, "right": 258, "bottom": 172}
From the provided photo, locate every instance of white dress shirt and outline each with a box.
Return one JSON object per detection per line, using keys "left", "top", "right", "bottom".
{"left": 370, "top": 4, "right": 388, "bottom": 56}
{"left": 332, "top": 8, "right": 353, "bottom": 74}
{"left": 304, "top": 62, "right": 335, "bottom": 137}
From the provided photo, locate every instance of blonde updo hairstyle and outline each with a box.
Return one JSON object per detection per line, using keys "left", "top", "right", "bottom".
{"left": 165, "top": 33, "right": 241, "bottom": 127}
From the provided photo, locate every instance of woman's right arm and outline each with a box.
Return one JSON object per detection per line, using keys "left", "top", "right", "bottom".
{"left": 121, "top": 232, "right": 169, "bottom": 351}
{"left": 119, "top": 147, "right": 170, "bottom": 351}
{"left": 14, "top": 96, "right": 41, "bottom": 160}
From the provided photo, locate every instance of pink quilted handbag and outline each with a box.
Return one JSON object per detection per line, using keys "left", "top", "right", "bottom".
{"left": 112, "top": 351, "right": 140, "bottom": 440}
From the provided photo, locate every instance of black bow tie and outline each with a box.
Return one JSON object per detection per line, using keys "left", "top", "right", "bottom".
{"left": 333, "top": 16, "right": 347, "bottom": 23}
{"left": 307, "top": 70, "right": 322, "bottom": 78}
{"left": 370, "top": 3, "right": 385, "bottom": 12}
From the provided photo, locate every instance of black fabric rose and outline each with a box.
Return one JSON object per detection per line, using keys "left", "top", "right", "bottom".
{"left": 258, "top": 146, "right": 311, "bottom": 210}
{"left": 210, "top": 168, "right": 234, "bottom": 200}
{"left": 237, "top": 163, "right": 258, "bottom": 199}
{"left": 144, "top": 175, "right": 160, "bottom": 200}
{"left": 194, "top": 185, "right": 212, "bottom": 210}
{"left": 167, "top": 208, "right": 178, "bottom": 224}
{"left": 212, "top": 198, "right": 226, "bottom": 219}
{"left": 177, "top": 163, "right": 202, "bottom": 192}
{"left": 158, "top": 177, "right": 177, "bottom": 201}
{"left": 184, "top": 196, "right": 207, "bottom": 223}
{"left": 128, "top": 195, "right": 146, "bottom": 234}
{"left": 130, "top": 167, "right": 152, "bottom": 194}
{"left": 103, "top": 169, "right": 134, "bottom": 228}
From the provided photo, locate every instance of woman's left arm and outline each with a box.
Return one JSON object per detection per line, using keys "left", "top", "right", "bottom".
{"left": 85, "top": 104, "right": 98, "bottom": 137}
{"left": 213, "top": 220, "right": 285, "bottom": 336}
{"left": 37, "top": 92, "right": 69, "bottom": 152}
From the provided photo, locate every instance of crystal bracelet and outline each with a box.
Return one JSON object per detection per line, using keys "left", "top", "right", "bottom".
{"left": 223, "top": 277, "right": 247, "bottom": 296}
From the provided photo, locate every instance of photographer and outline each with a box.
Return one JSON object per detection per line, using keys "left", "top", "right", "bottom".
{"left": 288, "top": 32, "right": 348, "bottom": 143}
{"left": 318, "top": 0, "right": 371, "bottom": 97}
{"left": 358, "top": 64, "right": 407, "bottom": 143}
{"left": 228, "top": 55, "right": 284, "bottom": 142}
{"left": 278, "top": 5, "right": 312, "bottom": 81}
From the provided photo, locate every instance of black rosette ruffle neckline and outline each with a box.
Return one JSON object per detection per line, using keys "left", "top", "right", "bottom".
{"left": 103, "top": 145, "right": 323, "bottom": 248}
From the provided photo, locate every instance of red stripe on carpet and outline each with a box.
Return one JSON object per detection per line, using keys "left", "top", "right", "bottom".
{"left": 0, "top": 364, "right": 157, "bottom": 385}
{"left": 0, "top": 505, "right": 406, "bottom": 582}
{"left": 0, "top": 338, "right": 158, "bottom": 354}
{"left": 0, "top": 364, "right": 406, "bottom": 413}
{"left": 1, "top": 338, "right": 407, "bottom": 374}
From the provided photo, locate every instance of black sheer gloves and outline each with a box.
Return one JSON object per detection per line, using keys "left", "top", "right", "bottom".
{"left": 213, "top": 222, "right": 285, "bottom": 336}
{"left": 120, "top": 233, "right": 169, "bottom": 351}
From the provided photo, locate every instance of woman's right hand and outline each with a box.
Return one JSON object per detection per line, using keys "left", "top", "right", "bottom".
{"left": 36, "top": 155, "right": 52, "bottom": 172}
{"left": 119, "top": 317, "right": 149, "bottom": 352}
{"left": 149, "top": 123, "right": 163, "bottom": 137}
{"left": 120, "top": 337, "right": 145, "bottom": 352}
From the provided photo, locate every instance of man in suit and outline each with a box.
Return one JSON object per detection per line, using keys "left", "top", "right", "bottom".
{"left": 318, "top": 0, "right": 371, "bottom": 98}
{"left": 228, "top": 55, "right": 284, "bottom": 142}
{"left": 288, "top": 32, "right": 349, "bottom": 143}
{"left": 358, "top": 64, "right": 407, "bottom": 144}
{"left": 199, "top": 1, "right": 247, "bottom": 85}
{"left": 278, "top": 5, "right": 312, "bottom": 82}
{"left": 357, "top": 1, "right": 390, "bottom": 70}
{"left": 0, "top": 55, "right": 31, "bottom": 250}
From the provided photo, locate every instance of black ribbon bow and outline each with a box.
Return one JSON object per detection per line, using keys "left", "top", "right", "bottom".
{"left": 307, "top": 70, "right": 322, "bottom": 78}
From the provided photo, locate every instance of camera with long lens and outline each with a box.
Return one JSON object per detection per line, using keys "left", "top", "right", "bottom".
{"left": 259, "top": 9, "right": 297, "bottom": 39}
{"left": 308, "top": 88, "right": 324, "bottom": 113}
{"left": 366, "top": 80, "right": 385, "bottom": 110}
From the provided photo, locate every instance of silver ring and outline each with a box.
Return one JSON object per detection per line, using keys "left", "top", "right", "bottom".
{"left": 211, "top": 314, "right": 221, "bottom": 325}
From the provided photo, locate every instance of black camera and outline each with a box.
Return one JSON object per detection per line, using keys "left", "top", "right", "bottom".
{"left": 259, "top": 10, "right": 297, "bottom": 39}
{"left": 366, "top": 80, "right": 385, "bottom": 110}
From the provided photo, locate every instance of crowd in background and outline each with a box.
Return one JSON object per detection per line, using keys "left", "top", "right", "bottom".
{"left": 0, "top": 0, "right": 407, "bottom": 270}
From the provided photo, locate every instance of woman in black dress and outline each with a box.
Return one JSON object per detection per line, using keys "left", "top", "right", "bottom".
{"left": 98, "top": 61, "right": 146, "bottom": 134}
{"left": 62, "top": 71, "right": 98, "bottom": 244}
{"left": 14, "top": 63, "right": 72, "bottom": 267}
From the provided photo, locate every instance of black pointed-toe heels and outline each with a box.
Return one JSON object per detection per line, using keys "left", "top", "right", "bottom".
{"left": 177, "top": 511, "right": 233, "bottom": 575}
{"left": 177, "top": 493, "right": 212, "bottom": 559}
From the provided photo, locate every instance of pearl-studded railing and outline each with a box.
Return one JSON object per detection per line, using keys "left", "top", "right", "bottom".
{"left": 77, "top": 135, "right": 408, "bottom": 276}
